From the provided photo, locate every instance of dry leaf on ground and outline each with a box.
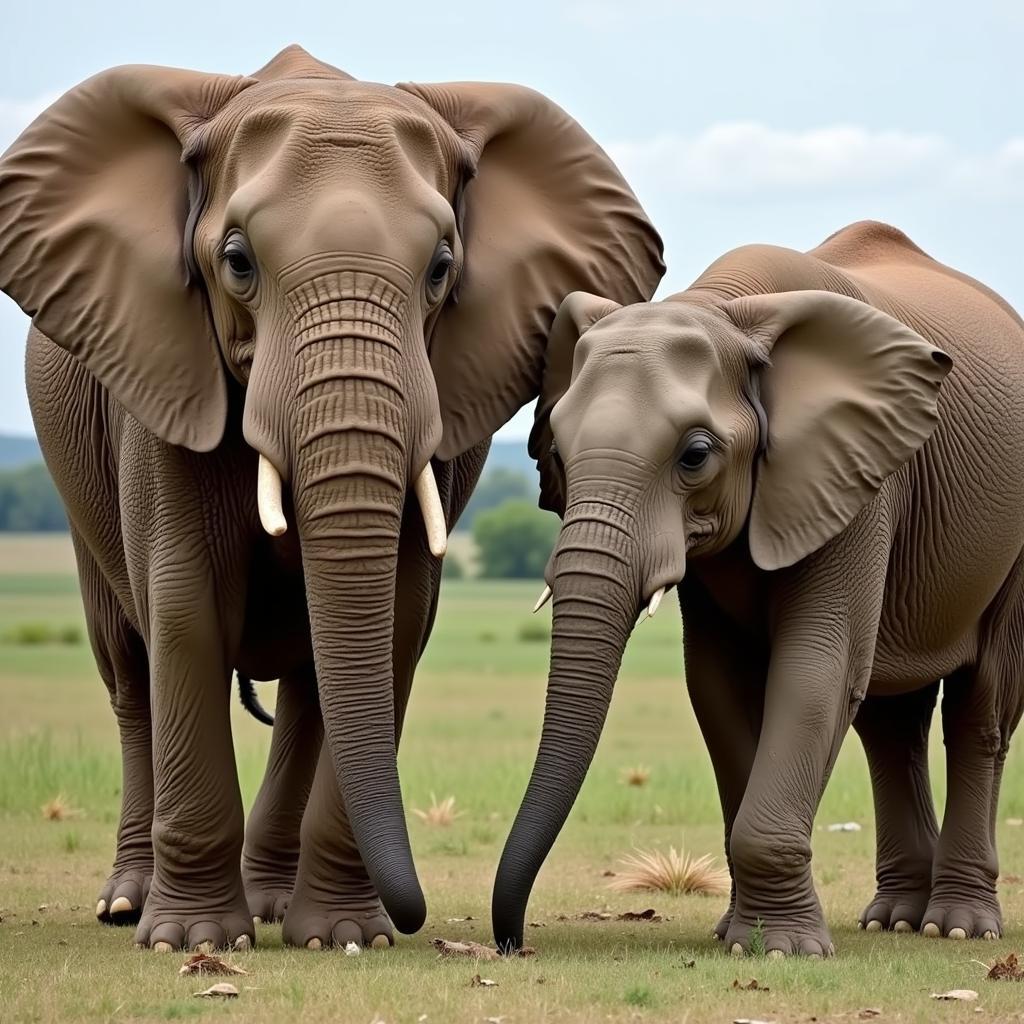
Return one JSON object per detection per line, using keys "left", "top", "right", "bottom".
{"left": 193, "top": 983, "right": 239, "bottom": 998}
{"left": 178, "top": 953, "right": 248, "bottom": 977}
{"left": 732, "top": 978, "right": 769, "bottom": 992}
{"left": 446, "top": 916, "right": 475, "bottom": 923}
{"left": 931, "top": 990, "right": 978, "bottom": 1001}
{"left": 431, "top": 938, "right": 536, "bottom": 960}
{"left": 471, "top": 974, "right": 498, "bottom": 987}
{"left": 733, "top": 1018, "right": 777, "bottom": 1024}
{"left": 987, "top": 952, "right": 1024, "bottom": 980}
{"left": 826, "top": 821, "right": 862, "bottom": 832}
{"left": 858, "top": 1011, "right": 882, "bottom": 1019}
{"left": 616, "top": 908, "right": 663, "bottom": 922}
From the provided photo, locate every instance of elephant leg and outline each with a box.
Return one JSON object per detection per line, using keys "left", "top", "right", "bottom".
{"left": 680, "top": 581, "right": 766, "bottom": 941}
{"left": 854, "top": 684, "right": 940, "bottom": 933}
{"left": 242, "top": 666, "right": 323, "bottom": 924}
{"left": 922, "top": 665, "right": 1003, "bottom": 939}
{"left": 134, "top": 555, "right": 252, "bottom": 952}
{"left": 72, "top": 528, "right": 154, "bottom": 926}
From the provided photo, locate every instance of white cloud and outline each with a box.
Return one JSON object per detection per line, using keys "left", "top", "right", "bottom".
{"left": 608, "top": 123, "right": 1024, "bottom": 200}
{"left": 0, "top": 93, "right": 59, "bottom": 155}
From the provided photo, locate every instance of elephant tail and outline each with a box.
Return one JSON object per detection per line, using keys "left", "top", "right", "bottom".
{"left": 236, "top": 672, "right": 275, "bottom": 727}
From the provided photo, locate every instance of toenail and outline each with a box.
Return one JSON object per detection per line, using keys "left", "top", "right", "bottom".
{"left": 865, "top": 919, "right": 882, "bottom": 932}
{"left": 307, "top": 938, "right": 322, "bottom": 950}
{"left": 193, "top": 940, "right": 214, "bottom": 954}
{"left": 893, "top": 920, "right": 913, "bottom": 933}
{"left": 828, "top": 943, "right": 836, "bottom": 956}
{"left": 807, "top": 952, "right": 822, "bottom": 960}
{"left": 948, "top": 927, "right": 967, "bottom": 940}
{"left": 109, "top": 896, "right": 133, "bottom": 915}
{"left": 96, "top": 899, "right": 107, "bottom": 917}
{"left": 983, "top": 930, "right": 997, "bottom": 940}
{"left": 234, "top": 935, "right": 251, "bottom": 951}
{"left": 767, "top": 949, "right": 784, "bottom": 959}
{"left": 922, "top": 923, "right": 940, "bottom": 937}
{"left": 370, "top": 934, "right": 390, "bottom": 949}
{"left": 252, "top": 916, "right": 262, "bottom": 926}
{"left": 730, "top": 942, "right": 745, "bottom": 957}
{"left": 153, "top": 941, "right": 174, "bottom": 953}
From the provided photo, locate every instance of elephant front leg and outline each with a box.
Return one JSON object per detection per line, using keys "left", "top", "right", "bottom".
{"left": 680, "top": 582, "right": 767, "bottom": 941}
{"left": 134, "top": 589, "right": 252, "bottom": 952}
{"left": 282, "top": 745, "right": 393, "bottom": 950}
{"left": 853, "top": 684, "right": 940, "bottom": 933}
{"left": 242, "top": 666, "right": 323, "bottom": 924}
{"left": 726, "top": 568, "right": 879, "bottom": 958}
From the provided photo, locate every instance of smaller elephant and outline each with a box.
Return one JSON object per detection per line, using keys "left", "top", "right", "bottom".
{"left": 491, "top": 220, "right": 1024, "bottom": 957}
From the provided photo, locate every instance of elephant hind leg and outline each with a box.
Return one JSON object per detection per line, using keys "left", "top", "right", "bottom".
{"left": 853, "top": 683, "right": 939, "bottom": 933}
{"left": 243, "top": 665, "right": 322, "bottom": 925}
{"left": 73, "top": 528, "right": 153, "bottom": 927}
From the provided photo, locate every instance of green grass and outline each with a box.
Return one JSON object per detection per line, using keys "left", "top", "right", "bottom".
{"left": 2, "top": 534, "right": 1024, "bottom": 1022}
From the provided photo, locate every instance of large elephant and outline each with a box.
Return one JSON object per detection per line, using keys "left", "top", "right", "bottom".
{"left": 491, "top": 220, "right": 1024, "bottom": 956}
{"left": 0, "top": 45, "right": 663, "bottom": 951}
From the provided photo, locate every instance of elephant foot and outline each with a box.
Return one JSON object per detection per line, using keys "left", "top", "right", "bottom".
{"left": 725, "top": 907, "right": 835, "bottom": 958}
{"left": 920, "top": 887, "right": 1002, "bottom": 940}
{"left": 242, "top": 851, "right": 297, "bottom": 924}
{"left": 859, "top": 881, "right": 932, "bottom": 933}
{"left": 96, "top": 865, "right": 152, "bottom": 926}
{"left": 133, "top": 884, "right": 254, "bottom": 951}
{"left": 282, "top": 889, "right": 393, "bottom": 950}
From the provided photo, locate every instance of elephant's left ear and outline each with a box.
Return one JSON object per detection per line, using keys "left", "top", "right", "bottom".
{"left": 396, "top": 82, "right": 665, "bottom": 460}
{"left": 725, "top": 290, "right": 953, "bottom": 572}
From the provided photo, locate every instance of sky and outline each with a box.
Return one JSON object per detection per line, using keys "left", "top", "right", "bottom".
{"left": 0, "top": 0, "right": 1021, "bottom": 442}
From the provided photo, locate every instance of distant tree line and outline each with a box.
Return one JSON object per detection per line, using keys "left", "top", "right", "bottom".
{"left": 0, "top": 462, "right": 67, "bottom": 531}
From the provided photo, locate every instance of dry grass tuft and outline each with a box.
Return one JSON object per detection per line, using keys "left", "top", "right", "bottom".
{"left": 412, "top": 794, "right": 463, "bottom": 827}
{"left": 607, "top": 845, "right": 729, "bottom": 897}
{"left": 40, "top": 794, "right": 82, "bottom": 822}
{"left": 620, "top": 764, "right": 651, "bottom": 787}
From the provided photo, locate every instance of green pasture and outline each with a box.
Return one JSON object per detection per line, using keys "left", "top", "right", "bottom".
{"left": 1, "top": 533, "right": 1024, "bottom": 1022}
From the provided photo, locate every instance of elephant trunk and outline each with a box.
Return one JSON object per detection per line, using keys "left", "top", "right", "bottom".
{"left": 290, "top": 307, "right": 426, "bottom": 934}
{"left": 492, "top": 504, "right": 638, "bottom": 950}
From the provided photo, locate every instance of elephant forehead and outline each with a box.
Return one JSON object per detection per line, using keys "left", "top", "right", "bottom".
{"left": 207, "top": 81, "right": 460, "bottom": 196}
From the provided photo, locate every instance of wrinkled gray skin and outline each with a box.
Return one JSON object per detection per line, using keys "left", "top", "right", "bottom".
{"left": 493, "top": 221, "right": 1024, "bottom": 957}
{"left": 0, "top": 45, "right": 663, "bottom": 951}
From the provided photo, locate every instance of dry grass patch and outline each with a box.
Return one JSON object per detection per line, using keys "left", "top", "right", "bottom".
{"left": 40, "top": 793, "right": 82, "bottom": 821}
{"left": 412, "top": 793, "right": 463, "bottom": 827}
{"left": 607, "top": 844, "right": 729, "bottom": 897}
{"left": 620, "top": 764, "right": 651, "bottom": 787}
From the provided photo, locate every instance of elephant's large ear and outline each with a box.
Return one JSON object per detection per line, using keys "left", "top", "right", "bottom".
{"left": 725, "top": 290, "right": 952, "bottom": 571}
{"left": 396, "top": 82, "right": 665, "bottom": 461}
{"left": 529, "top": 291, "right": 621, "bottom": 515}
{"left": 0, "top": 65, "right": 253, "bottom": 451}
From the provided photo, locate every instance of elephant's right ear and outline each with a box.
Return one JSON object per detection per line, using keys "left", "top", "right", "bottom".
{"left": 529, "top": 292, "right": 621, "bottom": 515}
{"left": 396, "top": 81, "right": 664, "bottom": 462}
{"left": 0, "top": 65, "right": 254, "bottom": 451}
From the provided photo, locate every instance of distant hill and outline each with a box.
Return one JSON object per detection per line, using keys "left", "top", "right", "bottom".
{"left": 482, "top": 439, "right": 534, "bottom": 480}
{"left": 0, "top": 434, "right": 42, "bottom": 469}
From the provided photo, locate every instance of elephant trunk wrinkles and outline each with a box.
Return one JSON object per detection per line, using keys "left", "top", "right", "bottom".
{"left": 492, "top": 504, "right": 638, "bottom": 950}
{"left": 292, "top": 306, "right": 426, "bottom": 934}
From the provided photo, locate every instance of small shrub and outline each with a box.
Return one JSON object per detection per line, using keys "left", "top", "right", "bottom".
{"left": 624, "top": 984, "right": 654, "bottom": 1007}
{"left": 412, "top": 793, "right": 463, "bottom": 827}
{"left": 516, "top": 620, "right": 550, "bottom": 643}
{"left": 63, "top": 830, "right": 81, "bottom": 853}
{"left": 41, "top": 794, "right": 82, "bottom": 821}
{"left": 607, "top": 845, "right": 729, "bottom": 897}
{"left": 441, "top": 552, "right": 465, "bottom": 579}
{"left": 621, "top": 765, "right": 651, "bottom": 787}
{"left": 3, "top": 622, "right": 83, "bottom": 646}
{"left": 58, "top": 625, "right": 83, "bottom": 645}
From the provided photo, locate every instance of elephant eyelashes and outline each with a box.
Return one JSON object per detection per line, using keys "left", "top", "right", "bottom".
{"left": 678, "top": 432, "right": 715, "bottom": 472}
{"left": 426, "top": 241, "right": 454, "bottom": 303}
{"left": 219, "top": 233, "right": 258, "bottom": 299}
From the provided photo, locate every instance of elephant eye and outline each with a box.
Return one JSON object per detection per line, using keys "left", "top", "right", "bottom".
{"left": 426, "top": 241, "right": 454, "bottom": 302}
{"left": 678, "top": 433, "right": 715, "bottom": 472}
{"left": 220, "top": 233, "right": 256, "bottom": 285}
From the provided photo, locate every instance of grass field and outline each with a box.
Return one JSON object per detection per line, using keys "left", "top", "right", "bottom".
{"left": 2, "top": 534, "right": 1024, "bottom": 1023}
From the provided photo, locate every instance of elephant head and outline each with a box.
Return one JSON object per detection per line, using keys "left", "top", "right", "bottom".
{"left": 492, "top": 284, "right": 951, "bottom": 949}
{"left": 0, "top": 45, "right": 664, "bottom": 935}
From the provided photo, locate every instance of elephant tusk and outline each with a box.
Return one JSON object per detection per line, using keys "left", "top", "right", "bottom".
{"left": 533, "top": 585, "right": 552, "bottom": 614}
{"left": 257, "top": 454, "right": 288, "bottom": 537}
{"left": 415, "top": 463, "right": 447, "bottom": 558}
{"left": 646, "top": 587, "right": 665, "bottom": 618}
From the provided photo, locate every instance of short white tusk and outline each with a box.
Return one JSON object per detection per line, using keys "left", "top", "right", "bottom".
{"left": 257, "top": 454, "right": 288, "bottom": 537}
{"left": 415, "top": 463, "right": 447, "bottom": 558}
{"left": 646, "top": 587, "right": 666, "bottom": 618}
{"left": 533, "top": 585, "right": 552, "bottom": 614}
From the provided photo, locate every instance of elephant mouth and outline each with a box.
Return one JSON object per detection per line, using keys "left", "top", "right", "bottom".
{"left": 254, "top": 451, "right": 447, "bottom": 557}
